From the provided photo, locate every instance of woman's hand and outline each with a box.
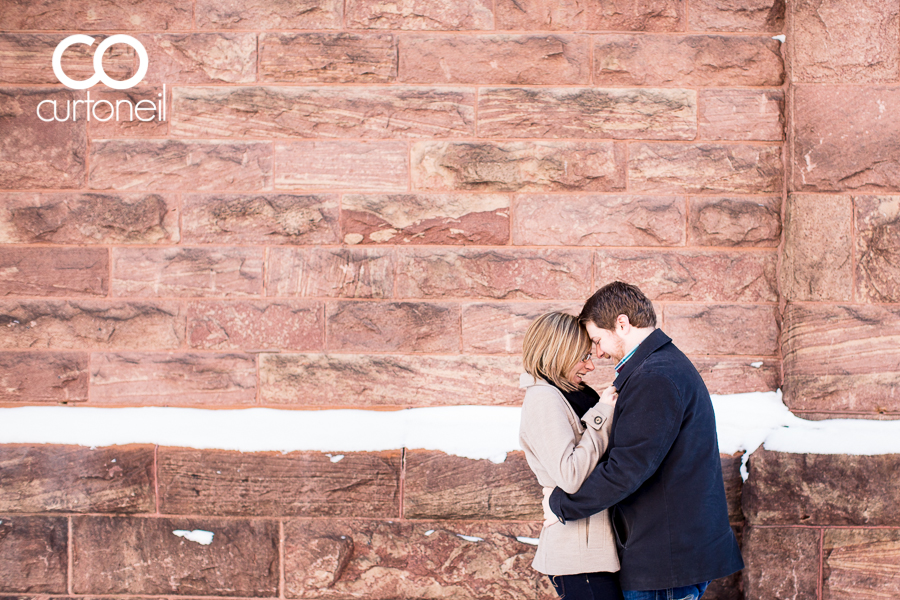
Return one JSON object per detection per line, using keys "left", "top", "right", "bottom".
{"left": 598, "top": 384, "right": 618, "bottom": 406}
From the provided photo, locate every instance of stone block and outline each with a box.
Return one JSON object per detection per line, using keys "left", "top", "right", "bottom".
{"left": 0, "top": 193, "right": 178, "bottom": 245}
{"left": 283, "top": 519, "right": 551, "bottom": 600}
{"left": 593, "top": 34, "right": 784, "bottom": 86}
{"left": 158, "top": 449, "right": 400, "bottom": 517}
{"left": 584, "top": 0, "right": 683, "bottom": 31}
{"left": 742, "top": 526, "right": 819, "bottom": 600}
{"left": 594, "top": 250, "right": 778, "bottom": 302}
{"left": 0, "top": 248, "right": 108, "bottom": 298}
{"left": 89, "top": 140, "right": 272, "bottom": 192}
{"left": 0, "top": 34, "right": 133, "bottom": 85}
{"left": 461, "top": 301, "right": 582, "bottom": 354}
{"left": 856, "top": 195, "right": 900, "bottom": 302}
{"left": 664, "top": 304, "right": 779, "bottom": 356}
{"left": 412, "top": 141, "right": 626, "bottom": 192}
{"left": 259, "top": 33, "right": 395, "bottom": 83}
{"left": 196, "top": 0, "right": 341, "bottom": 29}
{"left": 326, "top": 301, "right": 459, "bottom": 353}
{"left": 720, "top": 453, "right": 744, "bottom": 523}
{"left": 690, "top": 357, "right": 779, "bottom": 394}
{"left": 400, "top": 35, "right": 590, "bottom": 84}
{"left": 494, "top": 0, "right": 583, "bottom": 30}
{"left": 341, "top": 194, "right": 509, "bottom": 245}
{"left": 396, "top": 248, "right": 592, "bottom": 300}
{"left": 111, "top": 248, "right": 264, "bottom": 298}
{"left": 699, "top": 89, "right": 784, "bottom": 141}
{"left": 782, "top": 304, "right": 900, "bottom": 414}
{"left": 187, "top": 301, "right": 323, "bottom": 351}
{"left": 792, "top": 0, "right": 899, "bottom": 83}
{"left": 0, "top": 445, "right": 154, "bottom": 513}
{"left": 781, "top": 194, "right": 852, "bottom": 301}
{"left": 138, "top": 34, "right": 256, "bottom": 85}
{"left": 0, "top": 301, "right": 185, "bottom": 350}
{"left": 0, "top": 517, "right": 67, "bottom": 594}
{"left": 0, "top": 352, "right": 88, "bottom": 403}
{"left": 266, "top": 248, "right": 395, "bottom": 299}
{"left": 72, "top": 516, "right": 279, "bottom": 595}
{"left": 687, "top": 196, "right": 781, "bottom": 247}
{"left": 87, "top": 85, "right": 171, "bottom": 139}
{"left": 181, "top": 193, "right": 340, "bottom": 245}
{"left": 824, "top": 529, "right": 900, "bottom": 600}
{"left": 479, "top": 87, "right": 696, "bottom": 140}
{"left": 260, "top": 353, "right": 521, "bottom": 407}
{"left": 0, "top": 88, "right": 85, "bottom": 189}
{"left": 90, "top": 352, "right": 257, "bottom": 406}
{"left": 274, "top": 141, "right": 408, "bottom": 191}
{"left": 744, "top": 448, "right": 900, "bottom": 525}
{"left": 512, "top": 194, "right": 685, "bottom": 246}
{"left": 172, "top": 86, "right": 473, "bottom": 138}
{"left": 345, "top": 0, "right": 493, "bottom": 29}
{"left": 688, "top": 0, "right": 785, "bottom": 31}
{"left": 404, "top": 451, "right": 542, "bottom": 520}
{"left": 629, "top": 142, "right": 783, "bottom": 194}
{"left": 0, "top": 0, "right": 191, "bottom": 30}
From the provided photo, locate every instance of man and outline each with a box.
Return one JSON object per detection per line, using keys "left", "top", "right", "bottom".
{"left": 544, "top": 281, "right": 743, "bottom": 600}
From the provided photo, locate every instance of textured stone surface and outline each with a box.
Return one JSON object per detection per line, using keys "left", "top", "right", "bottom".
{"left": 0, "top": 517, "right": 67, "bottom": 594}
{"left": 158, "top": 449, "right": 400, "bottom": 517}
{"left": 584, "top": 0, "right": 683, "bottom": 30}
{"left": 824, "top": 529, "right": 900, "bottom": 600}
{"left": 0, "top": 34, "right": 134, "bottom": 85}
{"left": 0, "top": 248, "right": 108, "bottom": 297}
{"left": 687, "top": 196, "right": 781, "bottom": 247}
{"left": 664, "top": 304, "right": 779, "bottom": 356}
{"left": 479, "top": 87, "right": 696, "bottom": 140}
{"left": 72, "top": 516, "right": 279, "bottom": 595}
{"left": 782, "top": 304, "right": 900, "bottom": 413}
{"left": 792, "top": 0, "right": 899, "bottom": 83}
{"left": 782, "top": 194, "right": 853, "bottom": 301}
{"left": 0, "top": 193, "right": 178, "bottom": 244}
{"left": 342, "top": 194, "right": 509, "bottom": 245}
{"left": 690, "top": 357, "right": 780, "bottom": 394}
{"left": 720, "top": 454, "right": 744, "bottom": 523}
{"left": 594, "top": 35, "right": 784, "bottom": 86}
{"left": 742, "top": 526, "right": 819, "bottom": 600}
{"left": 172, "top": 87, "right": 473, "bottom": 138}
{"left": 284, "top": 519, "right": 551, "bottom": 600}
{"left": 267, "top": 248, "right": 395, "bottom": 299}
{"left": 629, "top": 143, "right": 783, "bottom": 194}
{"left": 689, "top": 0, "right": 785, "bottom": 31}
{"left": 0, "top": 445, "right": 154, "bottom": 513}
{"left": 412, "top": 141, "right": 626, "bottom": 192}
{"left": 187, "top": 301, "right": 323, "bottom": 351}
{"left": 260, "top": 353, "right": 521, "bottom": 407}
{"left": 745, "top": 449, "right": 900, "bottom": 525}
{"left": 87, "top": 85, "right": 171, "bottom": 138}
{"left": 494, "top": 0, "right": 583, "bottom": 30}
{"left": 0, "top": 88, "right": 85, "bottom": 189}
{"left": 512, "top": 194, "right": 685, "bottom": 246}
{"left": 326, "top": 301, "right": 459, "bottom": 353}
{"left": 461, "top": 301, "right": 582, "bottom": 354}
{"left": 140, "top": 34, "right": 257, "bottom": 84}
{"left": 345, "top": 0, "right": 493, "bottom": 29}
{"left": 259, "top": 33, "right": 396, "bottom": 83}
{"left": 0, "top": 352, "right": 88, "bottom": 403}
{"left": 856, "top": 195, "right": 900, "bottom": 302}
{"left": 699, "top": 89, "right": 784, "bottom": 141}
{"left": 0, "top": 301, "right": 184, "bottom": 350}
{"left": 89, "top": 140, "right": 272, "bottom": 192}
{"left": 404, "top": 451, "right": 541, "bottom": 520}
{"left": 0, "top": 0, "right": 191, "bottom": 30}
{"left": 196, "top": 0, "right": 341, "bottom": 29}
{"left": 396, "top": 248, "right": 592, "bottom": 300}
{"left": 792, "top": 85, "right": 900, "bottom": 192}
{"left": 181, "top": 194, "right": 340, "bottom": 245}
{"left": 111, "top": 248, "right": 264, "bottom": 298}
{"left": 400, "top": 35, "right": 590, "bottom": 84}
{"left": 90, "top": 352, "right": 257, "bottom": 406}
{"left": 594, "top": 250, "right": 778, "bottom": 302}
{"left": 274, "top": 141, "right": 408, "bottom": 191}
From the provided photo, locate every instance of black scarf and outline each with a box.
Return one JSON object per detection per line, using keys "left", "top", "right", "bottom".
{"left": 540, "top": 372, "right": 599, "bottom": 419}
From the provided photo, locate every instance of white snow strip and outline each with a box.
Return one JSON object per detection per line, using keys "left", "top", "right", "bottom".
{"left": 173, "top": 530, "right": 214, "bottom": 546}
{"left": 424, "top": 530, "right": 435, "bottom": 536}
{"left": 749, "top": 361, "right": 763, "bottom": 368}
{"left": 326, "top": 454, "right": 345, "bottom": 463}
{"left": 772, "top": 34, "right": 786, "bottom": 43}
{"left": 517, "top": 536, "right": 540, "bottom": 546}
{"left": 457, "top": 534, "right": 483, "bottom": 542}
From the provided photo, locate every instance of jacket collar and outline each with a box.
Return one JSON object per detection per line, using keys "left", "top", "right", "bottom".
{"left": 612, "top": 328, "right": 671, "bottom": 389}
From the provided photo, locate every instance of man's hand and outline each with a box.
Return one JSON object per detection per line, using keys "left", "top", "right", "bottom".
{"left": 542, "top": 486, "right": 558, "bottom": 528}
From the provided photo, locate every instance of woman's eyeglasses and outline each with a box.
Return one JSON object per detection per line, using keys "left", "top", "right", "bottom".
{"left": 581, "top": 352, "right": 592, "bottom": 362}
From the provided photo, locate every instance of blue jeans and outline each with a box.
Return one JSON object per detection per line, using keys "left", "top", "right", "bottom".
{"left": 549, "top": 572, "right": 624, "bottom": 600}
{"left": 622, "top": 582, "right": 709, "bottom": 600}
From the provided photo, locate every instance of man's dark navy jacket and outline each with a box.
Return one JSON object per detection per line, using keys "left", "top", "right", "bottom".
{"left": 549, "top": 329, "right": 743, "bottom": 591}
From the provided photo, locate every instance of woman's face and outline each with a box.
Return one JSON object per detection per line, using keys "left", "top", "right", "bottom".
{"left": 566, "top": 350, "right": 595, "bottom": 385}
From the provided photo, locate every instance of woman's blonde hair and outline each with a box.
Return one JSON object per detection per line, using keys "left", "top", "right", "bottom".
{"left": 522, "top": 312, "right": 591, "bottom": 392}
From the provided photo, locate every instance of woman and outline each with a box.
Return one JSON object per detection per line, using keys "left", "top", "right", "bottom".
{"left": 519, "top": 312, "right": 622, "bottom": 600}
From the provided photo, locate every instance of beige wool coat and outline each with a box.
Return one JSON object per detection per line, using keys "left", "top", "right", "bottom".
{"left": 518, "top": 373, "right": 620, "bottom": 576}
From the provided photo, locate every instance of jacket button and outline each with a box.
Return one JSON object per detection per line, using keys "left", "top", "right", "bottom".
{"left": 594, "top": 416, "right": 603, "bottom": 425}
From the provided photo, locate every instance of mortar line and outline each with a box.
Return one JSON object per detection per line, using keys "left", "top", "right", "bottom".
{"left": 399, "top": 447, "right": 407, "bottom": 520}
{"left": 817, "top": 528, "right": 825, "bottom": 600}
{"left": 154, "top": 444, "right": 160, "bottom": 514}
{"left": 68, "top": 516, "right": 74, "bottom": 594}
{"left": 279, "top": 519, "right": 286, "bottom": 599}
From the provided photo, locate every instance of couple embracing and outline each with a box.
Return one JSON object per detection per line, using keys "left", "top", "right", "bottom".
{"left": 519, "top": 282, "right": 743, "bottom": 600}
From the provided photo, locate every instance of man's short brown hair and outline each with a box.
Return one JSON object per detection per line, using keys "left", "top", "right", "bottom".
{"left": 579, "top": 281, "right": 657, "bottom": 330}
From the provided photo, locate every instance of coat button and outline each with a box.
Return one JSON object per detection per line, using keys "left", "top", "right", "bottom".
{"left": 594, "top": 416, "right": 603, "bottom": 425}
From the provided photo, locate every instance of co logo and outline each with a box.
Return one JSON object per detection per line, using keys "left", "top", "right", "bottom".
{"left": 52, "top": 34, "right": 148, "bottom": 90}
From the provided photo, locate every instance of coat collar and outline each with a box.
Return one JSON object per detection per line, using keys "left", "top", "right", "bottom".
{"left": 612, "top": 328, "right": 672, "bottom": 389}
